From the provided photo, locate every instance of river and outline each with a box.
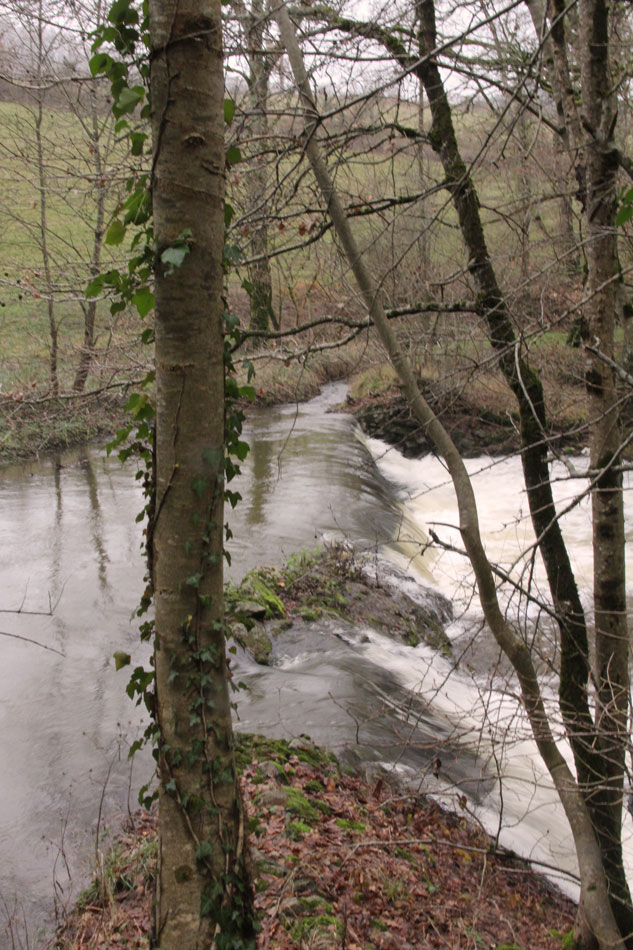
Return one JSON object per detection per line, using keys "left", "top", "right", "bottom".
{"left": 1, "top": 382, "right": 631, "bottom": 942}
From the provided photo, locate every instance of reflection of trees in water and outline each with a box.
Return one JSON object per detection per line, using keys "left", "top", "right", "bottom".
{"left": 244, "top": 435, "right": 276, "bottom": 527}
{"left": 82, "top": 454, "right": 110, "bottom": 595}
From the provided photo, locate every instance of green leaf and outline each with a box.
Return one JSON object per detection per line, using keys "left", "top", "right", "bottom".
{"left": 132, "top": 286, "right": 154, "bottom": 317}
{"left": 130, "top": 131, "right": 147, "bottom": 156}
{"left": 233, "top": 440, "right": 249, "bottom": 461}
{"left": 224, "top": 98, "right": 236, "bottom": 125}
{"left": 192, "top": 476, "right": 208, "bottom": 498}
{"left": 113, "top": 651, "right": 131, "bottom": 670}
{"left": 224, "top": 243, "right": 241, "bottom": 266}
{"left": 89, "top": 52, "right": 110, "bottom": 76}
{"left": 161, "top": 243, "right": 190, "bottom": 275}
{"left": 225, "top": 145, "right": 242, "bottom": 167}
{"left": 115, "top": 85, "right": 143, "bottom": 115}
{"left": 106, "top": 218, "right": 126, "bottom": 246}
{"left": 86, "top": 275, "right": 105, "bottom": 299}
{"left": 196, "top": 841, "right": 214, "bottom": 862}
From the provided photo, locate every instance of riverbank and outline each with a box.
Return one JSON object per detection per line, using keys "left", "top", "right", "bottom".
{"left": 0, "top": 344, "right": 365, "bottom": 464}
{"left": 55, "top": 733, "right": 576, "bottom": 950}
{"left": 343, "top": 345, "right": 588, "bottom": 459}
{"left": 0, "top": 328, "right": 590, "bottom": 465}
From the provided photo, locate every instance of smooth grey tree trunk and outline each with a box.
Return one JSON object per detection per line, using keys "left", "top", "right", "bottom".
{"left": 149, "top": 1, "right": 255, "bottom": 945}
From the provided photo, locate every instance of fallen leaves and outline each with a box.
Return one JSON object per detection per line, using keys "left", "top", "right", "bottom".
{"left": 56, "top": 742, "right": 575, "bottom": 949}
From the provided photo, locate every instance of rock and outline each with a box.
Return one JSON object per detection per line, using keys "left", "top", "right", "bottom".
{"left": 234, "top": 599, "right": 268, "bottom": 619}
{"left": 230, "top": 620, "right": 272, "bottom": 665}
{"left": 259, "top": 787, "right": 289, "bottom": 808}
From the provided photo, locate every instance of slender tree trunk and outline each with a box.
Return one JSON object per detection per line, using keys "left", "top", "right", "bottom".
{"left": 524, "top": 0, "right": 581, "bottom": 271}
{"left": 416, "top": 84, "right": 430, "bottom": 282}
{"left": 234, "top": 0, "right": 277, "bottom": 335}
{"left": 34, "top": 0, "right": 58, "bottom": 397}
{"left": 73, "top": 83, "right": 105, "bottom": 393}
{"left": 149, "top": 0, "right": 254, "bottom": 945}
{"left": 579, "top": 0, "right": 632, "bottom": 943}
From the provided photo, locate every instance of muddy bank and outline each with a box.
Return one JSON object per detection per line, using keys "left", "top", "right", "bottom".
{"left": 347, "top": 387, "right": 587, "bottom": 458}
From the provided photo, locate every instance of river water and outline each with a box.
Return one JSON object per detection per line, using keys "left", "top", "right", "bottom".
{"left": 1, "top": 382, "right": 631, "bottom": 942}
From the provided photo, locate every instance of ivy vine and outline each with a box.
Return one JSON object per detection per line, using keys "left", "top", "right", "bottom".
{"left": 88, "top": 0, "right": 255, "bottom": 807}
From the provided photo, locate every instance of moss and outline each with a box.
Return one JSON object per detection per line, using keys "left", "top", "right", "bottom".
{"left": 285, "top": 820, "right": 312, "bottom": 841}
{"left": 285, "top": 787, "right": 320, "bottom": 823}
{"left": 231, "top": 620, "right": 272, "bottom": 664}
{"left": 335, "top": 818, "right": 366, "bottom": 833}
{"left": 174, "top": 864, "right": 192, "bottom": 883}
{"left": 314, "top": 799, "right": 332, "bottom": 815}
{"left": 225, "top": 568, "right": 286, "bottom": 620}
{"left": 288, "top": 913, "right": 343, "bottom": 942}
{"left": 304, "top": 779, "right": 324, "bottom": 793}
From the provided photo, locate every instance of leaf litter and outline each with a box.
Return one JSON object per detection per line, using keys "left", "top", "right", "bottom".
{"left": 55, "top": 735, "right": 575, "bottom": 949}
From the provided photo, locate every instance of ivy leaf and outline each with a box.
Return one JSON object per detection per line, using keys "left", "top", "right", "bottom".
{"left": 130, "top": 131, "right": 147, "bottom": 156}
{"left": 132, "top": 286, "right": 154, "bottom": 317}
{"left": 113, "top": 651, "right": 131, "bottom": 670}
{"left": 161, "top": 243, "right": 190, "bottom": 275}
{"left": 224, "top": 98, "right": 236, "bottom": 126}
{"left": 225, "top": 145, "right": 241, "bottom": 167}
{"left": 196, "top": 841, "right": 214, "bottom": 862}
{"left": 106, "top": 218, "right": 126, "bottom": 246}
{"left": 616, "top": 186, "right": 633, "bottom": 227}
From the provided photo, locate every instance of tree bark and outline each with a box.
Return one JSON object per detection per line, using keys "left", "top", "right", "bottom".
{"left": 73, "top": 80, "right": 105, "bottom": 393}
{"left": 579, "top": 0, "right": 632, "bottom": 942}
{"left": 149, "top": 0, "right": 255, "bottom": 945}
{"left": 233, "top": 0, "right": 278, "bottom": 335}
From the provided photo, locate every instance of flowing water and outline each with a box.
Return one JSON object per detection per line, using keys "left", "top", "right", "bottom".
{"left": 1, "top": 382, "right": 631, "bottom": 941}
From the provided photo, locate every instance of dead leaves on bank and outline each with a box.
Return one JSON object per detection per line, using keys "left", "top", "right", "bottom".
{"left": 57, "top": 743, "right": 574, "bottom": 949}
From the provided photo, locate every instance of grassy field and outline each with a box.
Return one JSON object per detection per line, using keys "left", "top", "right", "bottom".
{"left": 0, "top": 97, "right": 141, "bottom": 395}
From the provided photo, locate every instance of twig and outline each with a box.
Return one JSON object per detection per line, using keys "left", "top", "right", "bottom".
{"left": 0, "top": 630, "right": 64, "bottom": 656}
{"left": 340, "top": 835, "right": 580, "bottom": 881}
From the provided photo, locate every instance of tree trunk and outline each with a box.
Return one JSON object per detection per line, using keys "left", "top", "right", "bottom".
{"left": 149, "top": 0, "right": 255, "bottom": 945}
{"left": 33, "top": 0, "right": 58, "bottom": 397}
{"left": 73, "top": 82, "right": 105, "bottom": 393}
{"left": 579, "top": 0, "right": 633, "bottom": 942}
{"left": 234, "top": 0, "right": 278, "bottom": 335}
